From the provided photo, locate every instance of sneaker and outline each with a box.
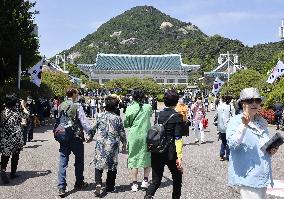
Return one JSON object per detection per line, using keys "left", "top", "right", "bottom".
{"left": 200, "top": 141, "right": 206, "bottom": 144}
{"left": 94, "top": 184, "right": 101, "bottom": 197}
{"left": 58, "top": 188, "right": 65, "bottom": 197}
{"left": 131, "top": 183, "right": 138, "bottom": 192}
{"left": 194, "top": 139, "right": 199, "bottom": 144}
{"left": 74, "top": 181, "right": 88, "bottom": 189}
{"left": 141, "top": 180, "right": 148, "bottom": 191}
{"left": 220, "top": 156, "right": 225, "bottom": 161}
{"left": 1, "top": 171, "right": 9, "bottom": 184}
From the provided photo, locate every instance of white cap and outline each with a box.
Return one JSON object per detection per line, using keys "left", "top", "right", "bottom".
{"left": 239, "top": 87, "right": 262, "bottom": 101}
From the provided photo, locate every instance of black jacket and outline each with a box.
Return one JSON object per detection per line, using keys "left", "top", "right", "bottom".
{"left": 157, "top": 107, "right": 185, "bottom": 160}
{"left": 274, "top": 102, "right": 283, "bottom": 116}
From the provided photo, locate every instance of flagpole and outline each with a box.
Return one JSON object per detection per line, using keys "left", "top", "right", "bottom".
{"left": 18, "top": 54, "right": 21, "bottom": 89}
{"left": 227, "top": 51, "right": 230, "bottom": 82}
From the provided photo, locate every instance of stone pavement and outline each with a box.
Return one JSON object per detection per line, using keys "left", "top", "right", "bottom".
{"left": 0, "top": 105, "right": 284, "bottom": 199}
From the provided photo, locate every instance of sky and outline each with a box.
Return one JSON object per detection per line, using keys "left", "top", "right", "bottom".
{"left": 33, "top": 0, "right": 284, "bottom": 58}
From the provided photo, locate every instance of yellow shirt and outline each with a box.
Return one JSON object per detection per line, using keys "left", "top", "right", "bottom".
{"left": 175, "top": 103, "right": 188, "bottom": 122}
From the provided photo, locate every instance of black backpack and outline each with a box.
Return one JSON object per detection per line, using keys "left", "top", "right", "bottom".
{"left": 147, "top": 113, "right": 176, "bottom": 153}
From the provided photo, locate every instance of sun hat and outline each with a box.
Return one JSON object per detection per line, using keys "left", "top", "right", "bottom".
{"left": 239, "top": 87, "right": 262, "bottom": 101}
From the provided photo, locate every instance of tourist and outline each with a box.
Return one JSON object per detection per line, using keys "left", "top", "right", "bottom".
{"left": 23, "top": 96, "right": 36, "bottom": 142}
{"left": 175, "top": 97, "right": 189, "bottom": 136}
{"left": 145, "top": 90, "right": 184, "bottom": 199}
{"left": 273, "top": 100, "right": 283, "bottom": 130}
{"left": 0, "top": 93, "right": 25, "bottom": 184}
{"left": 57, "top": 88, "right": 94, "bottom": 197}
{"left": 52, "top": 96, "right": 60, "bottom": 119}
{"left": 92, "top": 96, "right": 127, "bottom": 197}
{"left": 90, "top": 97, "right": 96, "bottom": 118}
{"left": 215, "top": 94, "right": 235, "bottom": 161}
{"left": 191, "top": 96, "right": 206, "bottom": 144}
{"left": 227, "top": 87, "right": 278, "bottom": 199}
{"left": 124, "top": 89, "right": 152, "bottom": 192}
{"left": 204, "top": 96, "right": 209, "bottom": 112}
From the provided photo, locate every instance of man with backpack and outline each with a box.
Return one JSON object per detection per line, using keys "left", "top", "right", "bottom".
{"left": 215, "top": 94, "right": 235, "bottom": 161}
{"left": 56, "top": 88, "right": 94, "bottom": 197}
{"left": 145, "top": 90, "right": 185, "bottom": 199}
{"left": 273, "top": 100, "right": 283, "bottom": 130}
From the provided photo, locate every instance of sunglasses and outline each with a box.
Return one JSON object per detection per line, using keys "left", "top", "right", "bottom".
{"left": 243, "top": 98, "right": 262, "bottom": 104}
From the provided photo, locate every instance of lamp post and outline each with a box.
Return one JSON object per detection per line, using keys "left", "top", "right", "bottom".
{"left": 89, "top": 69, "right": 93, "bottom": 81}
{"left": 218, "top": 51, "right": 239, "bottom": 82}
{"left": 279, "top": 19, "right": 284, "bottom": 39}
{"left": 55, "top": 53, "right": 67, "bottom": 73}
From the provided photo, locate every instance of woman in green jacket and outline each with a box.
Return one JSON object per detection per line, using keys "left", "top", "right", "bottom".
{"left": 124, "top": 89, "right": 152, "bottom": 192}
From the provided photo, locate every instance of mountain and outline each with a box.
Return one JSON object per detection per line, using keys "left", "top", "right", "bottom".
{"left": 60, "top": 5, "right": 284, "bottom": 73}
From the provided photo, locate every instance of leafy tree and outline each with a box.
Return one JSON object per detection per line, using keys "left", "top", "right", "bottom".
{"left": 104, "top": 77, "right": 162, "bottom": 96}
{"left": 220, "top": 69, "right": 267, "bottom": 99}
{"left": 41, "top": 70, "right": 73, "bottom": 97}
{"left": 85, "top": 80, "right": 101, "bottom": 90}
{"left": 264, "top": 78, "right": 284, "bottom": 108}
{"left": 0, "top": 0, "right": 39, "bottom": 84}
{"left": 65, "top": 63, "right": 85, "bottom": 77}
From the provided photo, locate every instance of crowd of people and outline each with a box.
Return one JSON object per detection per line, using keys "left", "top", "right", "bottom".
{"left": 0, "top": 86, "right": 282, "bottom": 199}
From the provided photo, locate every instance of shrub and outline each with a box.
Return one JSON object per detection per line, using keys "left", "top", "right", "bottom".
{"left": 221, "top": 69, "right": 267, "bottom": 99}
{"left": 259, "top": 108, "right": 275, "bottom": 124}
{"left": 157, "top": 93, "right": 164, "bottom": 102}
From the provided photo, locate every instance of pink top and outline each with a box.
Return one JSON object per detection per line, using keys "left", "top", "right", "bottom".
{"left": 191, "top": 101, "right": 205, "bottom": 121}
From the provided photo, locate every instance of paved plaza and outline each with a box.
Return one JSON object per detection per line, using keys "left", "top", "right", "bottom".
{"left": 0, "top": 105, "right": 284, "bottom": 199}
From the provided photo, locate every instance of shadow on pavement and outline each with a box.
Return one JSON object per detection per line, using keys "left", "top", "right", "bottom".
{"left": 34, "top": 120, "right": 55, "bottom": 134}
{"left": 32, "top": 139, "right": 49, "bottom": 142}
{"left": 183, "top": 143, "right": 199, "bottom": 146}
{"left": 24, "top": 144, "right": 42, "bottom": 149}
{"left": 0, "top": 170, "right": 52, "bottom": 186}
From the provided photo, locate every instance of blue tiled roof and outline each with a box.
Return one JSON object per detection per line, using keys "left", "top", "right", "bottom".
{"left": 78, "top": 53, "right": 187, "bottom": 71}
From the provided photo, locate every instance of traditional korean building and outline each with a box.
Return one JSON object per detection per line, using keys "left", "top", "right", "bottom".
{"left": 77, "top": 53, "right": 200, "bottom": 85}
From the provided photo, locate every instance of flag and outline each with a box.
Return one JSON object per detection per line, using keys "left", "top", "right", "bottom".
{"left": 28, "top": 59, "right": 44, "bottom": 87}
{"left": 267, "top": 60, "right": 284, "bottom": 84}
{"left": 212, "top": 77, "right": 224, "bottom": 96}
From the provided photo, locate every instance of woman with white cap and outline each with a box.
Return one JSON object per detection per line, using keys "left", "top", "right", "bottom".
{"left": 226, "top": 87, "right": 278, "bottom": 199}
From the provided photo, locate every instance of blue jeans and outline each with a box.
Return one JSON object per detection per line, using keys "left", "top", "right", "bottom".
{"left": 90, "top": 106, "right": 96, "bottom": 117}
{"left": 58, "top": 138, "right": 85, "bottom": 190}
{"left": 220, "top": 133, "right": 230, "bottom": 159}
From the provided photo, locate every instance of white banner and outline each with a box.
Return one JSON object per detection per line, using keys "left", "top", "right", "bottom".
{"left": 267, "top": 60, "right": 284, "bottom": 84}
{"left": 212, "top": 77, "right": 224, "bottom": 96}
{"left": 28, "top": 59, "right": 44, "bottom": 87}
